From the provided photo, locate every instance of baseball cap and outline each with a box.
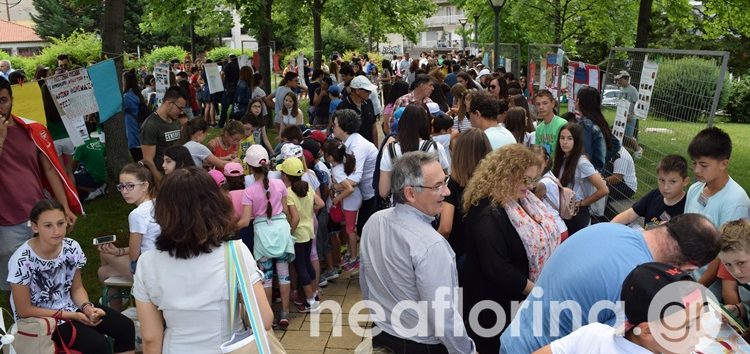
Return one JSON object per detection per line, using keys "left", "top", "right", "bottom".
{"left": 614, "top": 70, "right": 630, "bottom": 80}
{"left": 426, "top": 102, "right": 442, "bottom": 116}
{"left": 208, "top": 169, "right": 226, "bottom": 187}
{"left": 301, "top": 138, "right": 321, "bottom": 158}
{"left": 390, "top": 106, "right": 406, "bottom": 135}
{"left": 277, "top": 157, "right": 305, "bottom": 177}
{"left": 303, "top": 150, "right": 315, "bottom": 167}
{"left": 327, "top": 85, "right": 341, "bottom": 95}
{"left": 620, "top": 262, "right": 698, "bottom": 326}
{"left": 308, "top": 130, "right": 327, "bottom": 145}
{"left": 223, "top": 162, "right": 243, "bottom": 177}
{"left": 350, "top": 75, "right": 377, "bottom": 92}
{"left": 244, "top": 145, "right": 269, "bottom": 167}
{"left": 278, "top": 143, "right": 304, "bottom": 161}
{"left": 478, "top": 69, "right": 491, "bottom": 78}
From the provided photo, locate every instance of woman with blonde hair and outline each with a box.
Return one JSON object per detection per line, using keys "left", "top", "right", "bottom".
{"left": 460, "top": 144, "right": 560, "bottom": 353}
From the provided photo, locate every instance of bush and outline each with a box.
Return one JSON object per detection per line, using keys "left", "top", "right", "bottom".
{"left": 725, "top": 76, "right": 750, "bottom": 123}
{"left": 0, "top": 51, "right": 8, "bottom": 60}
{"left": 206, "top": 47, "right": 253, "bottom": 63}
{"left": 142, "top": 46, "right": 187, "bottom": 70}
{"left": 651, "top": 57, "right": 730, "bottom": 123}
{"left": 282, "top": 48, "right": 313, "bottom": 70}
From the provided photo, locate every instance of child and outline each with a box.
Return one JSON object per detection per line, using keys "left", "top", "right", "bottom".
{"left": 9, "top": 200, "right": 135, "bottom": 353}
{"left": 534, "top": 262, "right": 704, "bottom": 354}
{"left": 97, "top": 162, "right": 161, "bottom": 309}
{"left": 279, "top": 91, "right": 304, "bottom": 132}
{"left": 328, "top": 84, "right": 342, "bottom": 122}
{"left": 179, "top": 118, "right": 235, "bottom": 170}
{"left": 505, "top": 106, "right": 535, "bottom": 147}
{"left": 531, "top": 145, "right": 569, "bottom": 242}
{"left": 206, "top": 120, "right": 244, "bottom": 160}
{"left": 323, "top": 141, "right": 362, "bottom": 272}
{"left": 685, "top": 127, "right": 750, "bottom": 290}
{"left": 534, "top": 89, "right": 567, "bottom": 157}
{"left": 612, "top": 154, "right": 689, "bottom": 229}
{"left": 553, "top": 123, "right": 609, "bottom": 236}
{"left": 717, "top": 219, "right": 750, "bottom": 323}
{"left": 431, "top": 114, "right": 454, "bottom": 160}
{"left": 279, "top": 157, "right": 325, "bottom": 312}
{"left": 162, "top": 145, "right": 195, "bottom": 174}
{"left": 274, "top": 125, "right": 304, "bottom": 156}
{"left": 236, "top": 145, "right": 295, "bottom": 328}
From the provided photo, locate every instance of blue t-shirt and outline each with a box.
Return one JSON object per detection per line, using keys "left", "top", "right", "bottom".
{"left": 328, "top": 98, "right": 341, "bottom": 120}
{"left": 685, "top": 177, "right": 750, "bottom": 229}
{"left": 123, "top": 90, "right": 141, "bottom": 149}
{"left": 500, "top": 223, "right": 653, "bottom": 353}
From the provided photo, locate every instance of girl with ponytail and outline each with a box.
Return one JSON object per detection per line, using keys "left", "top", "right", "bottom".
{"left": 236, "top": 145, "right": 295, "bottom": 328}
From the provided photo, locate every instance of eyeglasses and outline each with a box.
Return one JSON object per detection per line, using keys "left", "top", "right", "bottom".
{"left": 171, "top": 101, "right": 186, "bottom": 110}
{"left": 412, "top": 175, "right": 450, "bottom": 192}
{"left": 522, "top": 176, "right": 539, "bottom": 188}
{"left": 116, "top": 182, "right": 146, "bottom": 192}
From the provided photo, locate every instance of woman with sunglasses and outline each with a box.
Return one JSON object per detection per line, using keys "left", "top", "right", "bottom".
{"left": 460, "top": 144, "right": 560, "bottom": 353}
{"left": 96, "top": 162, "right": 160, "bottom": 309}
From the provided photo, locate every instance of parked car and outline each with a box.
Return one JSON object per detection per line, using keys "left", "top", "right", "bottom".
{"left": 601, "top": 89, "right": 622, "bottom": 107}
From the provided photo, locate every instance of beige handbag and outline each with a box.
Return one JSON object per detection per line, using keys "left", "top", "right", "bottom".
{"left": 13, "top": 317, "right": 56, "bottom": 354}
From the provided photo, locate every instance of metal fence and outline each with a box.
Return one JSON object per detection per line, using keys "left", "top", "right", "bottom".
{"left": 471, "top": 42, "right": 521, "bottom": 79}
{"left": 527, "top": 44, "right": 566, "bottom": 102}
{"left": 600, "top": 47, "right": 729, "bottom": 219}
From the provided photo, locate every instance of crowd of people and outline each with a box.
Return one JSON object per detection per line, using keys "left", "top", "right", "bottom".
{"left": 0, "top": 48, "right": 749, "bottom": 354}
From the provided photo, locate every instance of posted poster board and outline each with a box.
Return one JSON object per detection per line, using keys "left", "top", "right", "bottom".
{"left": 45, "top": 68, "right": 99, "bottom": 118}
{"left": 538, "top": 57, "right": 547, "bottom": 90}
{"left": 612, "top": 99, "right": 630, "bottom": 143}
{"left": 566, "top": 61, "right": 601, "bottom": 113}
{"left": 203, "top": 63, "right": 224, "bottom": 94}
{"left": 528, "top": 61, "right": 536, "bottom": 99}
{"left": 544, "top": 52, "right": 562, "bottom": 98}
{"left": 61, "top": 114, "right": 89, "bottom": 147}
{"left": 88, "top": 59, "right": 122, "bottom": 123}
{"left": 635, "top": 55, "right": 659, "bottom": 119}
{"left": 154, "top": 63, "right": 170, "bottom": 99}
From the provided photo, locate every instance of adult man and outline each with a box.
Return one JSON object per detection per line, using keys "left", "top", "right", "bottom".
{"left": 500, "top": 213, "right": 721, "bottom": 353}
{"left": 266, "top": 71, "right": 299, "bottom": 129}
{"left": 361, "top": 151, "right": 475, "bottom": 354}
{"left": 468, "top": 92, "right": 515, "bottom": 149}
{"left": 140, "top": 86, "right": 185, "bottom": 182}
{"left": 615, "top": 70, "right": 643, "bottom": 158}
{"left": 170, "top": 58, "right": 182, "bottom": 74}
{"left": 331, "top": 110, "right": 378, "bottom": 250}
{"left": 393, "top": 74, "right": 434, "bottom": 110}
{"left": 0, "top": 77, "right": 81, "bottom": 290}
{"left": 398, "top": 53, "right": 411, "bottom": 77}
{"left": 336, "top": 76, "right": 377, "bottom": 143}
{"left": 219, "top": 54, "right": 240, "bottom": 127}
{"left": 0, "top": 60, "right": 13, "bottom": 81}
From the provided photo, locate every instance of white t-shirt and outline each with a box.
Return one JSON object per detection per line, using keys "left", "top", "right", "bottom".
{"left": 332, "top": 164, "right": 362, "bottom": 211}
{"left": 129, "top": 200, "right": 161, "bottom": 252}
{"left": 613, "top": 146, "right": 637, "bottom": 192}
{"left": 549, "top": 323, "right": 652, "bottom": 354}
{"left": 273, "top": 86, "right": 294, "bottom": 123}
{"left": 132, "top": 241, "right": 263, "bottom": 354}
{"left": 251, "top": 86, "right": 268, "bottom": 116}
{"left": 183, "top": 140, "right": 212, "bottom": 168}
{"left": 379, "top": 139, "right": 451, "bottom": 172}
{"left": 485, "top": 125, "right": 517, "bottom": 150}
{"left": 540, "top": 171, "right": 568, "bottom": 234}
{"left": 559, "top": 156, "right": 598, "bottom": 202}
{"left": 524, "top": 131, "right": 536, "bottom": 147}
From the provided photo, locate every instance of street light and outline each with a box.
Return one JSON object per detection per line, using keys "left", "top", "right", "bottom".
{"left": 458, "top": 18, "right": 468, "bottom": 55}
{"left": 488, "top": 0, "right": 506, "bottom": 70}
{"left": 473, "top": 15, "right": 479, "bottom": 49}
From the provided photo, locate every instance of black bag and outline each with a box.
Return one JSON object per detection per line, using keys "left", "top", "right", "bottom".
{"left": 137, "top": 100, "right": 151, "bottom": 125}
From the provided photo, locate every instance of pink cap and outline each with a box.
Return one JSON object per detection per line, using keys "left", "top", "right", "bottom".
{"left": 208, "top": 169, "right": 226, "bottom": 187}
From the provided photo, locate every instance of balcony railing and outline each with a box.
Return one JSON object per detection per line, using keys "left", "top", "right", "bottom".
{"left": 423, "top": 14, "right": 467, "bottom": 27}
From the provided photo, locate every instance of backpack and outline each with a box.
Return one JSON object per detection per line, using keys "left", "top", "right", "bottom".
{"left": 387, "top": 139, "right": 437, "bottom": 161}
{"left": 542, "top": 175, "right": 578, "bottom": 220}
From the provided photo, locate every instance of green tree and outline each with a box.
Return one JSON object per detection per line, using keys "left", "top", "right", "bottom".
{"left": 31, "top": 0, "right": 102, "bottom": 39}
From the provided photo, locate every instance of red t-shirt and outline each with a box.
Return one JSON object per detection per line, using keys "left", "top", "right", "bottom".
{"left": 0, "top": 125, "right": 45, "bottom": 225}
{"left": 718, "top": 263, "right": 736, "bottom": 281}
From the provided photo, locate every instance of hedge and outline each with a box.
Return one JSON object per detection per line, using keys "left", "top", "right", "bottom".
{"left": 141, "top": 46, "right": 187, "bottom": 70}
{"left": 7, "top": 31, "right": 101, "bottom": 76}
{"left": 725, "top": 76, "right": 750, "bottom": 123}
{"left": 206, "top": 47, "right": 253, "bottom": 63}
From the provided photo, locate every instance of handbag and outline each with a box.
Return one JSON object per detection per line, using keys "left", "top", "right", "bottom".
{"left": 13, "top": 317, "right": 56, "bottom": 354}
{"left": 329, "top": 202, "right": 344, "bottom": 223}
{"left": 220, "top": 241, "right": 286, "bottom": 354}
{"left": 542, "top": 175, "right": 579, "bottom": 220}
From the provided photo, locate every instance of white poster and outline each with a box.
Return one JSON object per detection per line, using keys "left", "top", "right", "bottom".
{"left": 153, "top": 63, "right": 170, "bottom": 101}
{"left": 612, "top": 99, "right": 630, "bottom": 143}
{"left": 296, "top": 54, "right": 306, "bottom": 88}
{"left": 204, "top": 63, "right": 224, "bottom": 94}
{"left": 61, "top": 114, "right": 89, "bottom": 147}
{"left": 635, "top": 56, "right": 659, "bottom": 119}
{"left": 588, "top": 68, "right": 599, "bottom": 92}
{"left": 45, "top": 68, "right": 99, "bottom": 118}
{"left": 239, "top": 54, "right": 249, "bottom": 68}
{"left": 539, "top": 58, "right": 547, "bottom": 90}
{"left": 506, "top": 58, "right": 512, "bottom": 75}
{"left": 566, "top": 63, "right": 576, "bottom": 112}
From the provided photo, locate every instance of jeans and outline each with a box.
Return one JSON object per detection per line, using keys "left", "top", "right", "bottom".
{"left": 0, "top": 222, "right": 33, "bottom": 290}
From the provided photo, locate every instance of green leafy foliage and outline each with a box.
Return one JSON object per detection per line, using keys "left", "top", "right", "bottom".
{"left": 725, "top": 76, "right": 750, "bottom": 123}
{"left": 139, "top": 0, "right": 233, "bottom": 39}
{"left": 206, "top": 48, "right": 254, "bottom": 62}
{"left": 651, "top": 57, "right": 729, "bottom": 122}
{"left": 0, "top": 51, "right": 9, "bottom": 60}
{"left": 142, "top": 46, "right": 188, "bottom": 69}
{"left": 31, "top": 0, "right": 103, "bottom": 40}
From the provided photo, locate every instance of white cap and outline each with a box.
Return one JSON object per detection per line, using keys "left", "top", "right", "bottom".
{"left": 478, "top": 69, "right": 491, "bottom": 78}
{"left": 614, "top": 70, "right": 630, "bottom": 80}
{"left": 426, "top": 102, "right": 442, "bottom": 115}
{"left": 350, "top": 75, "right": 377, "bottom": 92}
{"left": 244, "top": 145, "right": 269, "bottom": 167}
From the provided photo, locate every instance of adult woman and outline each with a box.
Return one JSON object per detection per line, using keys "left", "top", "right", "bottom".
{"left": 378, "top": 104, "right": 450, "bottom": 199}
{"left": 448, "top": 83, "right": 472, "bottom": 133}
{"left": 505, "top": 107, "right": 535, "bottom": 146}
{"left": 488, "top": 75, "right": 509, "bottom": 101}
{"left": 379, "top": 59, "right": 394, "bottom": 103}
{"left": 329, "top": 60, "right": 340, "bottom": 83}
{"left": 428, "top": 68, "right": 451, "bottom": 112}
{"left": 406, "top": 60, "right": 419, "bottom": 85}
{"left": 519, "top": 75, "right": 529, "bottom": 97}
{"left": 576, "top": 86, "right": 616, "bottom": 172}
{"left": 10, "top": 200, "right": 135, "bottom": 354}
{"left": 279, "top": 91, "right": 304, "bottom": 132}
{"left": 233, "top": 66, "right": 253, "bottom": 120}
{"left": 437, "top": 128, "right": 492, "bottom": 265}
{"left": 382, "top": 80, "right": 410, "bottom": 136}
{"left": 461, "top": 144, "right": 559, "bottom": 353}
{"left": 123, "top": 69, "right": 146, "bottom": 161}
{"left": 457, "top": 71, "right": 482, "bottom": 91}
{"left": 553, "top": 123, "right": 609, "bottom": 235}
{"left": 134, "top": 167, "right": 273, "bottom": 353}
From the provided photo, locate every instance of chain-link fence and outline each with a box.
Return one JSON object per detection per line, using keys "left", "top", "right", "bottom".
{"left": 600, "top": 47, "right": 729, "bottom": 219}
{"left": 471, "top": 42, "right": 521, "bottom": 79}
{"left": 527, "top": 44, "right": 566, "bottom": 101}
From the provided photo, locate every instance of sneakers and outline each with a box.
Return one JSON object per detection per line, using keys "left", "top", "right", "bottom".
{"left": 277, "top": 311, "right": 289, "bottom": 329}
{"left": 319, "top": 278, "right": 328, "bottom": 287}
{"left": 292, "top": 292, "right": 305, "bottom": 306}
{"left": 299, "top": 300, "right": 320, "bottom": 313}
{"left": 322, "top": 269, "right": 340, "bottom": 281}
{"left": 84, "top": 183, "right": 106, "bottom": 201}
{"left": 343, "top": 258, "right": 360, "bottom": 272}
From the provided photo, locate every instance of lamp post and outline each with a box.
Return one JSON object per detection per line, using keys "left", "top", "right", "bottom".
{"left": 488, "top": 0, "right": 506, "bottom": 70}
{"left": 473, "top": 15, "right": 479, "bottom": 49}
{"left": 458, "top": 18, "right": 467, "bottom": 56}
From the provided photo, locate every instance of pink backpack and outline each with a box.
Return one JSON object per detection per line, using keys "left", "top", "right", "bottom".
{"left": 542, "top": 175, "right": 579, "bottom": 220}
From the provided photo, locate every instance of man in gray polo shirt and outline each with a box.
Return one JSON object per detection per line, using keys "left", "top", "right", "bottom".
{"left": 615, "top": 70, "right": 643, "bottom": 158}
{"left": 360, "top": 151, "right": 475, "bottom": 354}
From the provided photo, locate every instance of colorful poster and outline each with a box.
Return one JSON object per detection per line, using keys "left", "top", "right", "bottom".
{"left": 45, "top": 68, "right": 99, "bottom": 118}
{"left": 528, "top": 61, "right": 536, "bottom": 99}
{"left": 61, "top": 114, "right": 89, "bottom": 147}
{"left": 88, "top": 59, "right": 122, "bottom": 123}
{"left": 203, "top": 63, "right": 224, "bottom": 94}
{"left": 566, "top": 61, "right": 600, "bottom": 113}
{"left": 635, "top": 56, "right": 659, "bottom": 120}
{"left": 612, "top": 99, "right": 630, "bottom": 143}
{"left": 539, "top": 57, "right": 547, "bottom": 91}
{"left": 154, "top": 63, "right": 170, "bottom": 99}
{"left": 10, "top": 83, "right": 46, "bottom": 125}
{"left": 544, "top": 53, "right": 560, "bottom": 98}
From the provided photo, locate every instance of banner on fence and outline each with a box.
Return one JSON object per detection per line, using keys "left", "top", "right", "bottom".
{"left": 45, "top": 68, "right": 99, "bottom": 118}
{"left": 612, "top": 99, "right": 630, "bottom": 143}
{"left": 635, "top": 56, "right": 659, "bottom": 119}
{"left": 544, "top": 52, "right": 563, "bottom": 98}
{"left": 204, "top": 63, "right": 224, "bottom": 94}
{"left": 88, "top": 59, "right": 122, "bottom": 123}
{"left": 566, "top": 61, "right": 600, "bottom": 113}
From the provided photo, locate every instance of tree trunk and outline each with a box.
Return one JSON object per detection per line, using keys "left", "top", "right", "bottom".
{"left": 259, "top": 0, "right": 273, "bottom": 94}
{"left": 100, "top": 0, "right": 129, "bottom": 186}
{"left": 312, "top": 0, "right": 322, "bottom": 71}
{"left": 635, "top": 0, "right": 654, "bottom": 48}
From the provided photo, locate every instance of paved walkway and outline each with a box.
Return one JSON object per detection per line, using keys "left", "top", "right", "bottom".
{"left": 274, "top": 271, "right": 370, "bottom": 353}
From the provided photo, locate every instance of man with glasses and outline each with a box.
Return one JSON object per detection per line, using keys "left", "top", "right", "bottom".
{"left": 139, "top": 87, "right": 186, "bottom": 181}
{"left": 360, "top": 151, "right": 476, "bottom": 354}
{"left": 500, "top": 213, "right": 721, "bottom": 354}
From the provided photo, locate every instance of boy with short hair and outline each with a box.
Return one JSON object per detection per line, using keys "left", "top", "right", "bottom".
{"left": 431, "top": 115, "right": 454, "bottom": 157}
{"left": 717, "top": 219, "right": 750, "bottom": 322}
{"left": 612, "top": 154, "right": 689, "bottom": 229}
{"left": 533, "top": 89, "right": 567, "bottom": 157}
{"left": 534, "top": 262, "right": 704, "bottom": 354}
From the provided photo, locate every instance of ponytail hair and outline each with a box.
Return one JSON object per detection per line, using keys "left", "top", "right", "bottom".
{"left": 121, "top": 162, "right": 158, "bottom": 198}
{"left": 285, "top": 173, "right": 309, "bottom": 198}
{"left": 179, "top": 117, "right": 209, "bottom": 144}
{"left": 322, "top": 140, "right": 357, "bottom": 175}
{"left": 250, "top": 164, "right": 274, "bottom": 219}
